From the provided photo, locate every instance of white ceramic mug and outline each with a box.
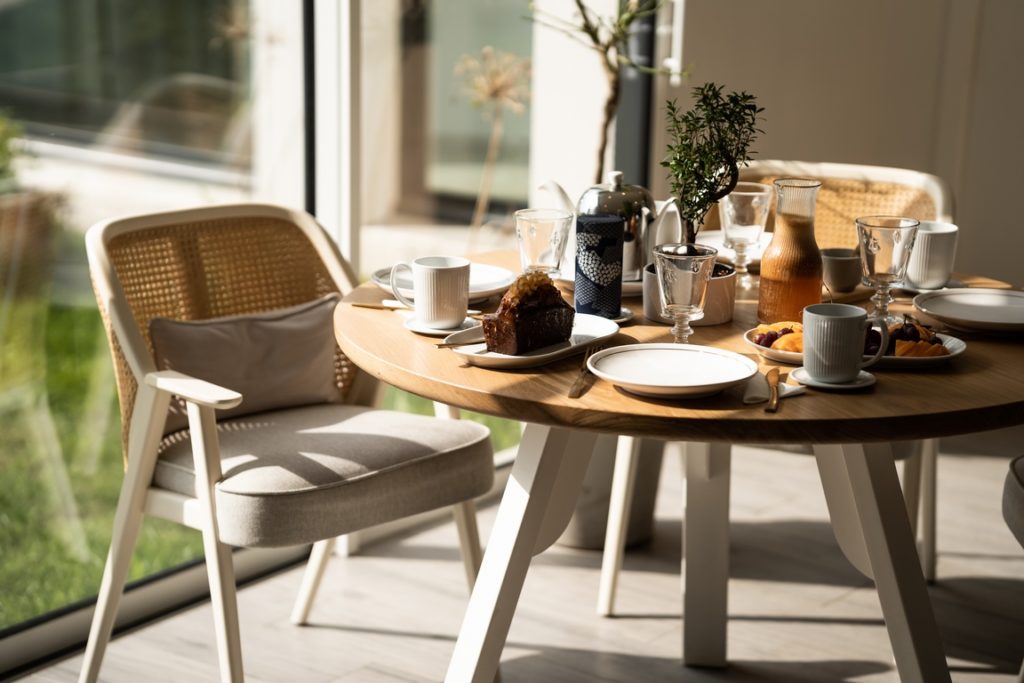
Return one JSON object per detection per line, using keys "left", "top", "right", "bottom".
{"left": 905, "top": 221, "right": 958, "bottom": 290}
{"left": 803, "top": 303, "right": 889, "bottom": 384}
{"left": 390, "top": 256, "right": 470, "bottom": 329}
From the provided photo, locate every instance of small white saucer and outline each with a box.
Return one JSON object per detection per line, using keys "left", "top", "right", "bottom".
{"left": 611, "top": 307, "right": 634, "bottom": 324}
{"left": 403, "top": 317, "right": 479, "bottom": 337}
{"left": 791, "top": 367, "right": 876, "bottom": 391}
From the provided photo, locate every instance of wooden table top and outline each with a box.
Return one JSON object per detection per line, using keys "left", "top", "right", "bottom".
{"left": 335, "top": 252, "right": 1024, "bottom": 445}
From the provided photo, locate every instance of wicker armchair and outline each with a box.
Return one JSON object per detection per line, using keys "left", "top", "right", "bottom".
{"left": 598, "top": 162, "right": 953, "bottom": 617}
{"left": 80, "top": 204, "right": 494, "bottom": 683}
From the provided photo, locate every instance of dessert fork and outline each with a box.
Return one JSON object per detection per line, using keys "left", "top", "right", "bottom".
{"left": 567, "top": 345, "right": 603, "bottom": 398}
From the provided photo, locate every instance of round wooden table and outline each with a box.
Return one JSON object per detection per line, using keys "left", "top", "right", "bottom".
{"left": 335, "top": 252, "right": 1024, "bottom": 683}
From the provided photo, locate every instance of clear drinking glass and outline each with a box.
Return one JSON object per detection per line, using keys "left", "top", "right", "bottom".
{"left": 515, "top": 208, "right": 573, "bottom": 274}
{"left": 653, "top": 243, "right": 718, "bottom": 343}
{"left": 856, "top": 216, "right": 919, "bottom": 324}
{"left": 719, "top": 181, "right": 773, "bottom": 292}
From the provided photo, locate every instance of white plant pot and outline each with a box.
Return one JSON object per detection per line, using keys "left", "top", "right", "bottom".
{"left": 642, "top": 262, "right": 736, "bottom": 326}
{"left": 694, "top": 265, "right": 736, "bottom": 326}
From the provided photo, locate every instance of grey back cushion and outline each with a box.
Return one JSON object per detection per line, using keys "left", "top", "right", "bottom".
{"left": 150, "top": 293, "right": 342, "bottom": 435}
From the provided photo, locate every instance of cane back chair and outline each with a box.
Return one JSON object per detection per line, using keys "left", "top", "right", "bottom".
{"left": 80, "top": 203, "right": 494, "bottom": 682}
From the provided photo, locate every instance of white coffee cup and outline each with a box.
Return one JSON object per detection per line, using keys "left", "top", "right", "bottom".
{"left": 905, "top": 221, "right": 958, "bottom": 290}
{"left": 390, "top": 256, "right": 470, "bottom": 329}
{"left": 803, "top": 303, "right": 889, "bottom": 384}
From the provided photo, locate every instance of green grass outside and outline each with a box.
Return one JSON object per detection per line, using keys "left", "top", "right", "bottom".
{"left": 0, "top": 293, "right": 521, "bottom": 630}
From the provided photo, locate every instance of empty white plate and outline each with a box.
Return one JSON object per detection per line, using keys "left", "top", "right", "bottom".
{"left": 554, "top": 276, "right": 644, "bottom": 298}
{"left": 587, "top": 344, "right": 757, "bottom": 398}
{"left": 914, "top": 288, "right": 1024, "bottom": 332}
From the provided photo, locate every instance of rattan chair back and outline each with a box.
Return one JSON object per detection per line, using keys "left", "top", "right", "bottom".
{"left": 86, "top": 204, "right": 363, "bottom": 464}
{"left": 700, "top": 161, "right": 954, "bottom": 249}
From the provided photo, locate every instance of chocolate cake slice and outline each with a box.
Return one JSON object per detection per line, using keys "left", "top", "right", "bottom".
{"left": 482, "top": 271, "right": 574, "bottom": 355}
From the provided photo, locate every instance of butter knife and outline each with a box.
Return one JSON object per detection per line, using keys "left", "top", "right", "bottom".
{"left": 765, "top": 367, "right": 781, "bottom": 413}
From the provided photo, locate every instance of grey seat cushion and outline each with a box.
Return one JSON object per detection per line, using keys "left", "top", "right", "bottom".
{"left": 155, "top": 404, "right": 494, "bottom": 548}
{"left": 1003, "top": 455, "right": 1024, "bottom": 549}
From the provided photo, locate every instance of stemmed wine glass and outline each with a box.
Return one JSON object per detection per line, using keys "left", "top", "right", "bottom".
{"left": 719, "top": 181, "right": 773, "bottom": 292}
{"left": 653, "top": 243, "right": 718, "bottom": 343}
{"left": 856, "top": 216, "right": 919, "bottom": 324}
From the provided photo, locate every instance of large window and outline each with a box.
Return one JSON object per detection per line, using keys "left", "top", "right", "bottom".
{"left": 361, "top": 0, "right": 531, "bottom": 235}
{"left": 0, "top": 0, "right": 300, "bottom": 646}
{"left": 358, "top": 0, "right": 531, "bottom": 457}
{"left": 0, "top": 0, "right": 251, "bottom": 169}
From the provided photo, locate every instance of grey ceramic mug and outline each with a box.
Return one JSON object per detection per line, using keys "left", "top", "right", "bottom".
{"left": 803, "top": 303, "right": 888, "bottom": 384}
{"left": 821, "top": 248, "right": 862, "bottom": 294}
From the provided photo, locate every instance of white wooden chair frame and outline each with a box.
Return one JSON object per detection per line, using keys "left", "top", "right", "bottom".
{"left": 79, "top": 204, "right": 484, "bottom": 683}
{"left": 597, "top": 162, "right": 953, "bottom": 616}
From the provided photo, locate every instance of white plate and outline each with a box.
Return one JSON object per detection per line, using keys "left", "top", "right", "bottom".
{"left": 372, "top": 264, "right": 515, "bottom": 304}
{"left": 895, "top": 278, "right": 965, "bottom": 294}
{"left": 587, "top": 343, "right": 757, "bottom": 398}
{"left": 792, "top": 368, "right": 876, "bottom": 391}
{"left": 743, "top": 329, "right": 966, "bottom": 369}
{"left": 914, "top": 288, "right": 1024, "bottom": 332}
{"left": 451, "top": 314, "right": 619, "bottom": 369}
{"left": 696, "top": 230, "right": 773, "bottom": 266}
{"left": 403, "top": 316, "right": 479, "bottom": 337}
{"left": 554, "top": 276, "right": 644, "bottom": 298}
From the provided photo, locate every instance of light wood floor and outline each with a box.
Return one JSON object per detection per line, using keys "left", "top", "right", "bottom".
{"left": 24, "top": 434, "right": 1024, "bottom": 682}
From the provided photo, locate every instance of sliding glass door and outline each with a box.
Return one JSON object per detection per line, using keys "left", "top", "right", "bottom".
{"left": 0, "top": 0, "right": 304, "bottom": 657}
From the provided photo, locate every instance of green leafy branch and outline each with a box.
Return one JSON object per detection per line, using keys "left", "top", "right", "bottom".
{"left": 661, "top": 83, "right": 763, "bottom": 243}
{"left": 531, "top": 1, "right": 673, "bottom": 182}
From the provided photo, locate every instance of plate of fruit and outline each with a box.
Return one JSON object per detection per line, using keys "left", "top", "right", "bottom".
{"left": 744, "top": 318, "right": 966, "bottom": 369}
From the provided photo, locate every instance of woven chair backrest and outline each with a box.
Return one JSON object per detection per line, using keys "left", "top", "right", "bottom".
{"left": 87, "top": 205, "right": 360, "bottom": 463}
{"left": 699, "top": 161, "right": 953, "bottom": 250}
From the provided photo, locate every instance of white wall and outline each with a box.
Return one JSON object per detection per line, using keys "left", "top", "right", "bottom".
{"left": 528, "top": 0, "right": 617, "bottom": 210}
{"left": 361, "top": 0, "right": 402, "bottom": 224}
{"left": 646, "top": 0, "right": 1024, "bottom": 286}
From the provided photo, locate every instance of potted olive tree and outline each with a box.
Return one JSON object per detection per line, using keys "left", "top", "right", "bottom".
{"left": 660, "top": 83, "right": 763, "bottom": 324}
{"left": 662, "top": 82, "right": 763, "bottom": 244}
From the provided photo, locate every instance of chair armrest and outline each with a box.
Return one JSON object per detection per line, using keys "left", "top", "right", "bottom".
{"left": 145, "top": 370, "right": 243, "bottom": 410}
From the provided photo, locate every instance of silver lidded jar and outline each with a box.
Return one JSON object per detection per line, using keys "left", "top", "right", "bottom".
{"left": 575, "top": 170, "right": 656, "bottom": 282}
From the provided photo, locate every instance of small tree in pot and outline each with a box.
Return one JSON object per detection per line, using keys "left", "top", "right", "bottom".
{"left": 661, "top": 82, "right": 763, "bottom": 245}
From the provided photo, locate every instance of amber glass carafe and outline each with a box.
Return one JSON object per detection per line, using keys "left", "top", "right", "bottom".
{"left": 757, "top": 178, "right": 823, "bottom": 323}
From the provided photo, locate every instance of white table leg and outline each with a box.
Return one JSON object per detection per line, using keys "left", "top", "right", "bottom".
{"left": 682, "top": 442, "right": 732, "bottom": 667}
{"left": 596, "top": 435, "right": 641, "bottom": 616}
{"left": 445, "top": 424, "right": 596, "bottom": 683}
{"left": 814, "top": 443, "right": 950, "bottom": 683}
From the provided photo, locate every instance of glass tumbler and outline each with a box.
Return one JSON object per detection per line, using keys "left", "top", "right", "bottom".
{"left": 856, "top": 216, "right": 919, "bottom": 324}
{"left": 515, "top": 208, "right": 573, "bottom": 275}
{"left": 719, "top": 181, "right": 773, "bottom": 292}
{"left": 653, "top": 243, "right": 718, "bottom": 344}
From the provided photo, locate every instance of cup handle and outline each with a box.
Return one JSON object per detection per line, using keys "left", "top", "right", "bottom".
{"left": 860, "top": 317, "right": 890, "bottom": 369}
{"left": 389, "top": 263, "right": 415, "bottom": 309}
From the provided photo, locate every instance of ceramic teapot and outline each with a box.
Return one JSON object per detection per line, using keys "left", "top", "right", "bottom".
{"left": 539, "top": 172, "right": 681, "bottom": 281}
